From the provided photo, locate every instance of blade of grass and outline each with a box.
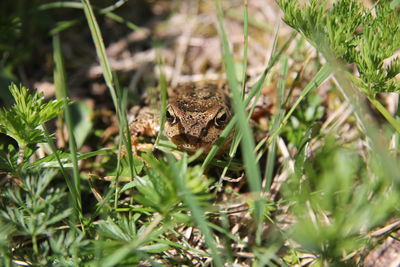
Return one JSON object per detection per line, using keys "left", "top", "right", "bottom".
{"left": 115, "top": 75, "right": 139, "bottom": 217}
{"left": 367, "top": 96, "right": 400, "bottom": 133}
{"left": 264, "top": 56, "right": 288, "bottom": 192}
{"left": 154, "top": 236, "right": 209, "bottom": 257}
{"left": 42, "top": 127, "right": 75, "bottom": 197}
{"left": 216, "top": 0, "right": 251, "bottom": 188}
{"left": 338, "top": 72, "right": 400, "bottom": 133}
{"left": 101, "top": 0, "right": 129, "bottom": 13}
{"left": 214, "top": 0, "right": 264, "bottom": 245}
{"left": 40, "top": 1, "right": 141, "bottom": 31}
{"left": 214, "top": 0, "right": 261, "bottom": 190}
{"left": 201, "top": 31, "right": 296, "bottom": 170}
{"left": 102, "top": 12, "right": 141, "bottom": 32}
{"left": 217, "top": 24, "right": 281, "bottom": 187}
{"left": 201, "top": 117, "right": 237, "bottom": 170}
{"left": 39, "top": 1, "right": 82, "bottom": 9}
{"left": 81, "top": 0, "right": 136, "bottom": 182}
{"left": 226, "top": 9, "right": 273, "bottom": 32}
{"left": 51, "top": 20, "right": 81, "bottom": 35}
{"left": 53, "top": 35, "right": 83, "bottom": 226}
{"left": 154, "top": 53, "right": 167, "bottom": 148}
{"left": 233, "top": 24, "right": 281, "bottom": 156}
{"left": 244, "top": 31, "right": 296, "bottom": 107}
{"left": 81, "top": 0, "right": 116, "bottom": 104}
{"left": 114, "top": 88, "right": 130, "bottom": 209}
{"left": 241, "top": 1, "right": 249, "bottom": 98}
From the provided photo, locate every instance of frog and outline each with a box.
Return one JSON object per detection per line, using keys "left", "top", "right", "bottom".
{"left": 129, "top": 81, "right": 232, "bottom": 154}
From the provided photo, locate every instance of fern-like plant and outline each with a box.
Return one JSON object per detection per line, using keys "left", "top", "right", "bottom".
{"left": 278, "top": 0, "right": 400, "bottom": 95}
{"left": 0, "top": 84, "right": 64, "bottom": 171}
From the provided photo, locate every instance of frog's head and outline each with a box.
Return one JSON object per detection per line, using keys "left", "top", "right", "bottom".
{"left": 164, "top": 86, "right": 231, "bottom": 153}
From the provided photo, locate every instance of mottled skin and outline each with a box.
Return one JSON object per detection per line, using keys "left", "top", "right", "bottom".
{"left": 164, "top": 82, "right": 232, "bottom": 153}
{"left": 128, "top": 106, "right": 160, "bottom": 153}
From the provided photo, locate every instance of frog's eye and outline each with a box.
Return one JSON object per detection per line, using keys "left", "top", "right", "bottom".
{"left": 214, "top": 110, "right": 228, "bottom": 127}
{"left": 166, "top": 105, "right": 178, "bottom": 124}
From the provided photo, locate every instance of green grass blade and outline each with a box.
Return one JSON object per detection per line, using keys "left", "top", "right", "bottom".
{"left": 214, "top": 0, "right": 261, "bottom": 190}
{"left": 345, "top": 74, "right": 400, "bottom": 133}
{"left": 101, "top": 0, "right": 129, "bottom": 13}
{"left": 264, "top": 56, "right": 288, "bottom": 192}
{"left": 81, "top": 0, "right": 116, "bottom": 103}
{"left": 201, "top": 117, "right": 237, "bottom": 170}
{"left": 214, "top": 0, "right": 264, "bottom": 245}
{"left": 217, "top": 24, "right": 283, "bottom": 186}
{"left": 40, "top": 1, "right": 141, "bottom": 31}
{"left": 81, "top": 0, "right": 136, "bottom": 181}
{"left": 366, "top": 94, "right": 400, "bottom": 133}
{"left": 53, "top": 35, "right": 83, "bottom": 225}
{"left": 216, "top": 0, "right": 250, "bottom": 186}
{"left": 42, "top": 126, "right": 75, "bottom": 198}
{"left": 101, "top": 12, "right": 141, "bottom": 32}
{"left": 241, "top": 1, "right": 249, "bottom": 98}
{"left": 155, "top": 55, "right": 167, "bottom": 148}
{"left": 39, "top": 1, "right": 82, "bottom": 9}
{"left": 201, "top": 31, "right": 295, "bottom": 170}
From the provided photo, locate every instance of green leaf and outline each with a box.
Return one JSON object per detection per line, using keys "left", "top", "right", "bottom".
{"left": 119, "top": 181, "right": 135, "bottom": 194}
{"left": 70, "top": 101, "right": 94, "bottom": 149}
{"left": 138, "top": 243, "right": 169, "bottom": 253}
{"left": 44, "top": 208, "right": 73, "bottom": 226}
{"left": 25, "top": 149, "right": 111, "bottom": 170}
{"left": 106, "top": 154, "right": 144, "bottom": 181}
{"left": 0, "top": 141, "right": 18, "bottom": 172}
{"left": 98, "top": 218, "right": 136, "bottom": 242}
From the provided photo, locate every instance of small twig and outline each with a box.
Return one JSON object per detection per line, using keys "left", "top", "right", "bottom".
{"left": 370, "top": 220, "right": 400, "bottom": 238}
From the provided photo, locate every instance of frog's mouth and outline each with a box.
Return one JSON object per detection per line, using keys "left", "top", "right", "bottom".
{"left": 169, "top": 134, "right": 212, "bottom": 153}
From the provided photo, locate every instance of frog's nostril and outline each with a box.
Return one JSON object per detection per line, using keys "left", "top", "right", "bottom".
{"left": 200, "top": 128, "right": 208, "bottom": 137}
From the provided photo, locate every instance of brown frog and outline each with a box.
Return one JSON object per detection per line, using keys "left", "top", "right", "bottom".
{"left": 164, "top": 81, "right": 232, "bottom": 153}
{"left": 129, "top": 81, "right": 232, "bottom": 154}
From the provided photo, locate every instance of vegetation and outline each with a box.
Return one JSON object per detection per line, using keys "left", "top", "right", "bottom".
{"left": 1, "top": 0, "right": 400, "bottom": 266}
